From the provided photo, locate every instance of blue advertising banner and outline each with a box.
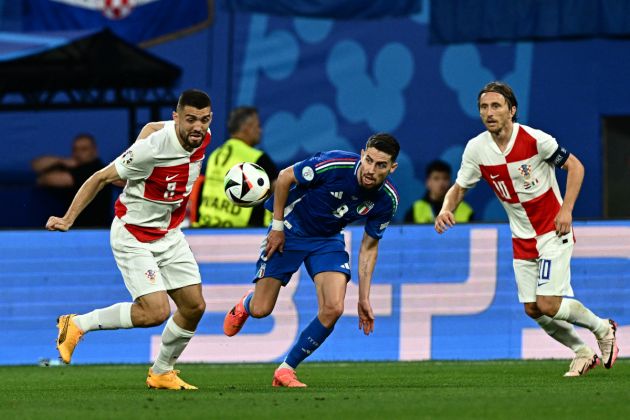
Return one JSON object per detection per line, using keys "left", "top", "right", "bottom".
{"left": 0, "top": 222, "right": 628, "bottom": 365}
{"left": 24, "top": 0, "right": 213, "bottom": 44}
{"left": 226, "top": 0, "right": 422, "bottom": 19}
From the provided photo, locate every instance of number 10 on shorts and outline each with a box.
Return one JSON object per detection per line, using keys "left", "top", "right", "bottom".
{"left": 538, "top": 259, "right": 551, "bottom": 282}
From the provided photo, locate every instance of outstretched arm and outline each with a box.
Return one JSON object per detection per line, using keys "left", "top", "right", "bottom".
{"left": 435, "top": 183, "right": 468, "bottom": 234}
{"left": 45, "top": 163, "right": 122, "bottom": 231}
{"left": 555, "top": 153, "right": 584, "bottom": 236}
{"left": 357, "top": 232, "right": 380, "bottom": 335}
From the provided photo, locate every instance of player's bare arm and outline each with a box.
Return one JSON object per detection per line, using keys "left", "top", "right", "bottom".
{"left": 555, "top": 153, "right": 585, "bottom": 236}
{"left": 46, "top": 163, "right": 122, "bottom": 232}
{"left": 435, "top": 183, "right": 468, "bottom": 234}
{"left": 136, "top": 121, "right": 165, "bottom": 141}
{"left": 357, "top": 232, "right": 379, "bottom": 335}
{"left": 265, "top": 165, "right": 296, "bottom": 258}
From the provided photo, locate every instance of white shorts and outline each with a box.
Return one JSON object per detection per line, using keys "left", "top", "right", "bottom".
{"left": 110, "top": 217, "right": 201, "bottom": 301}
{"left": 512, "top": 231, "right": 574, "bottom": 303}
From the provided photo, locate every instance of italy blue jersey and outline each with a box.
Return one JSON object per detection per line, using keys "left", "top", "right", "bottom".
{"left": 264, "top": 150, "right": 399, "bottom": 239}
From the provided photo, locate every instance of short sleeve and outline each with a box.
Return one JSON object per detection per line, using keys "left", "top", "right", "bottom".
{"left": 114, "top": 138, "right": 156, "bottom": 181}
{"left": 455, "top": 142, "right": 482, "bottom": 189}
{"left": 365, "top": 207, "right": 394, "bottom": 240}
{"left": 532, "top": 128, "right": 559, "bottom": 160}
{"left": 292, "top": 153, "right": 325, "bottom": 186}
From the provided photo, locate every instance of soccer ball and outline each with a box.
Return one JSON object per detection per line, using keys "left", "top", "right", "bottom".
{"left": 224, "top": 162, "right": 271, "bottom": 207}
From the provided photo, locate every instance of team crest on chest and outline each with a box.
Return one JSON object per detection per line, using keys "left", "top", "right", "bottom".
{"left": 517, "top": 163, "right": 539, "bottom": 189}
{"left": 357, "top": 201, "right": 374, "bottom": 215}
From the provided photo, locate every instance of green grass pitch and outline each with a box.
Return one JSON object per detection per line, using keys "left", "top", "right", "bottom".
{"left": 0, "top": 360, "right": 628, "bottom": 419}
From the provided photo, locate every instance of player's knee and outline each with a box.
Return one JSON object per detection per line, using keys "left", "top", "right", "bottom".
{"left": 249, "top": 303, "right": 272, "bottom": 318}
{"left": 533, "top": 298, "right": 560, "bottom": 317}
{"left": 537, "top": 303, "right": 558, "bottom": 317}
{"left": 320, "top": 302, "right": 344, "bottom": 322}
{"left": 524, "top": 303, "right": 542, "bottom": 319}
{"left": 149, "top": 306, "right": 171, "bottom": 326}
{"left": 186, "top": 300, "right": 206, "bottom": 321}
{"left": 132, "top": 302, "right": 170, "bottom": 327}
{"left": 136, "top": 308, "right": 169, "bottom": 327}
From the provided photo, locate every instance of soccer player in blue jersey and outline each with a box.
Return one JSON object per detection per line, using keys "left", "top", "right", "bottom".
{"left": 223, "top": 133, "right": 400, "bottom": 387}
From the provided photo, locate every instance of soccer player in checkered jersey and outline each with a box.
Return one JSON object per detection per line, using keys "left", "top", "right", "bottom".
{"left": 435, "top": 81, "right": 618, "bottom": 377}
{"left": 47, "top": 89, "right": 212, "bottom": 389}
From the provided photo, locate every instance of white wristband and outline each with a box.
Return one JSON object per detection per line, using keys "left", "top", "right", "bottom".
{"left": 271, "top": 219, "right": 284, "bottom": 231}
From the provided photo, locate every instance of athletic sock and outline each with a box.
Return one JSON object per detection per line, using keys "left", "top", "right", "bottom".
{"left": 278, "top": 362, "right": 294, "bottom": 371}
{"left": 552, "top": 298, "right": 610, "bottom": 339}
{"left": 151, "top": 317, "right": 195, "bottom": 374}
{"left": 243, "top": 292, "right": 253, "bottom": 316}
{"left": 73, "top": 302, "right": 133, "bottom": 332}
{"left": 535, "top": 315, "right": 588, "bottom": 353}
{"left": 284, "top": 317, "right": 333, "bottom": 369}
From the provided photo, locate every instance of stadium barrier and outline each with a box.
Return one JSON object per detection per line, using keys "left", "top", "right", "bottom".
{"left": 0, "top": 222, "right": 628, "bottom": 365}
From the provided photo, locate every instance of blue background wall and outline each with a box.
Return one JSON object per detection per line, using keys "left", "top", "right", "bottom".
{"left": 2, "top": 0, "right": 630, "bottom": 227}
{"left": 1, "top": 222, "right": 628, "bottom": 365}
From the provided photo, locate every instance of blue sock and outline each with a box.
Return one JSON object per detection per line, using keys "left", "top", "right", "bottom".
{"left": 243, "top": 292, "right": 253, "bottom": 315}
{"left": 284, "top": 317, "right": 333, "bottom": 369}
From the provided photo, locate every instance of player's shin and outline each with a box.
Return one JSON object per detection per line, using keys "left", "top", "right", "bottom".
{"left": 73, "top": 302, "right": 133, "bottom": 332}
{"left": 536, "top": 315, "right": 588, "bottom": 353}
{"left": 151, "top": 316, "right": 195, "bottom": 374}
{"left": 284, "top": 316, "right": 333, "bottom": 369}
{"left": 552, "top": 298, "right": 609, "bottom": 339}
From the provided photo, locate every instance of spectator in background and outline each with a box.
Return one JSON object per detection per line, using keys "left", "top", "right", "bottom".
{"left": 32, "top": 133, "right": 112, "bottom": 227}
{"left": 405, "top": 160, "right": 473, "bottom": 224}
{"left": 196, "top": 106, "right": 279, "bottom": 227}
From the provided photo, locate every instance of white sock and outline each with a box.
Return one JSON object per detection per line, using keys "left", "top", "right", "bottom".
{"left": 73, "top": 302, "right": 133, "bottom": 332}
{"left": 151, "top": 317, "right": 195, "bottom": 374}
{"left": 552, "top": 298, "right": 609, "bottom": 339}
{"left": 535, "top": 315, "right": 588, "bottom": 353}
{"left": 278, "top": 362, "right": 294, "bottom": 371}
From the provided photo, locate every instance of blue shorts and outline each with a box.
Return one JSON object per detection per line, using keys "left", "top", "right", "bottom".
{"left": 253, "top": 233, "right": 351, "bottom": 286}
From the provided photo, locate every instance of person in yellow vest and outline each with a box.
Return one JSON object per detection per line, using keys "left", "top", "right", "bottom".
{"left": 405, "top": 160, "right": 473, "bottom": 223}
{"left": 196, "top": 106, "right": 279, "bottom": 227}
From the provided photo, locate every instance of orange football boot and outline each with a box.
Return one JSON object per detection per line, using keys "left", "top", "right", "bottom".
{"left": 223, "top": 289, "right": 253, "bottom": 337}
{"left": 272, "top": 368, "right": 307, "bottom": 388}
{"left": 146, "top": 368, "right": 198, "bottom": 390}
{"left": 56, "top": 314, "right": 84, "bottom": 364}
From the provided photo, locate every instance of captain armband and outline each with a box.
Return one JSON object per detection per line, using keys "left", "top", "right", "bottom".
{"left": 546, "top": 146, "right": 570, "bottom": 168}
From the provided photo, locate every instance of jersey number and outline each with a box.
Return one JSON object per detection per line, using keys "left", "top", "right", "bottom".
{"left": 164, "top": 182, "right": 177, "bottom": 199}
{"left": 333, "top": 204, "right": 349, "bottom": 218}
{"left": 492, "top": 180, "right": 512, "bottom": 200}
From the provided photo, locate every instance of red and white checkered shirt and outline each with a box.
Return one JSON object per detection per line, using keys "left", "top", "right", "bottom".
{"left": 113, "top": 121, "right": 211, "bottom": 242}
{"left": 456, "top": 123, "right": 568, "bottom": 259}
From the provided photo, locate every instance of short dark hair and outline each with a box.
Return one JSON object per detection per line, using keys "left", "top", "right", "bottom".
{"left": 177, "top": 89, "right": 211, "bottom": 112}
{"left": 73, "top": 133, "right": 96, "bottom": 145}
{"left": 365, "top": 132, "right": 400, "bottom": 162}
{"left": 477, "top": 81, "right": 518, "bottom": 122}
{"left": 425, "top": 160, "right": 451, "bottom": 179}
{"left": 227, "top": 106, "right": 258, "bottom": 135}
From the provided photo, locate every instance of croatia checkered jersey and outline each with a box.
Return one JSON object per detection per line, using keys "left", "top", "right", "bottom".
{"left": 455, "top": 123, "right": 570, "bottom": 250}
{"left": 113, "top": 121, "right": 211, "bottom": 242}
{"left": 264, "top": 150, "right": 399, "bottom": 239}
